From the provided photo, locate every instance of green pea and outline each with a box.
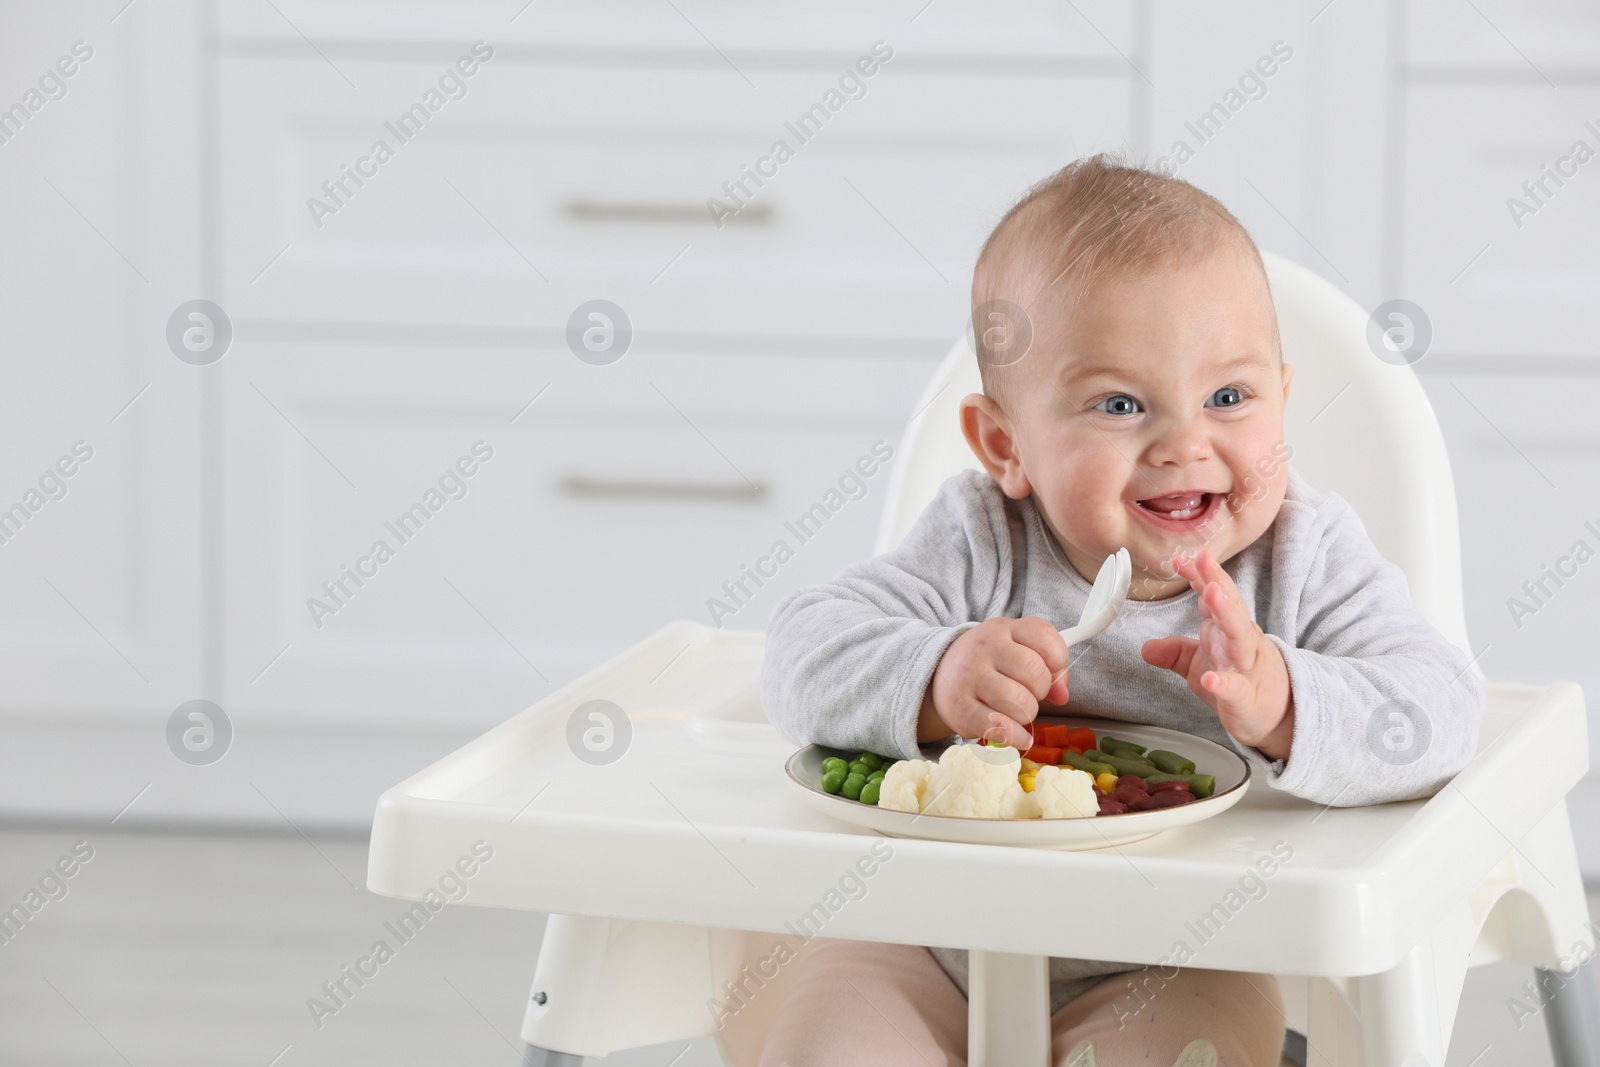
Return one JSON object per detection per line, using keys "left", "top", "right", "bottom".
{"left": 842, "top": 773, "right": 867, "bottom": 800}
{"left": 821, "top": 768, "right": 847, "bottom": 794}
{"left": 848, "top": 762, "right": 870, "bottom": 778}
{"left": 860, "top": 780, "right": 881, "bottom": 805}
{"left": 858, "top": 752, "right": 883, "bottom": 771}
{"left": 821, "top": 757, "right": 847, "bottom": 775}
{"left": 868, "top": 770, "right": 886, "bottom": 782}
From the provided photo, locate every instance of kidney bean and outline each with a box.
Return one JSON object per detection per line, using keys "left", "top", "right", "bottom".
{"left": 1116, "top": 775, "right": 1147, "bottom": 792}
{"left": 1149, "top": 780, "right": 1192, "bottom": 795}
{"left": 1114, "top": 782, "right": 1148, "bottom": 805}
{"left": 1096, "top": 795, "right": 1129, "bottom": 815}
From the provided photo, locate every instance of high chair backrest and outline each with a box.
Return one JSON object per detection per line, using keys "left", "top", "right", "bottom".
{"left": 873, "top": 250, "right": 1479, "bottom": 673}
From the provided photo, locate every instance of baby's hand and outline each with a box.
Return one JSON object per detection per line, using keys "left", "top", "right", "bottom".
{"left": 1140, "top": 548, "right": 1295, "bottom": 761}
{"left": 918, "top": 617, "right": 1069, "bottom": 747}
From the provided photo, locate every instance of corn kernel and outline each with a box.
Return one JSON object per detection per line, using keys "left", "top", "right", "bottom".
{"left": 1019, "top": 758, "right": 1040, "bottom": 775}
{"left": 1019, "top": 774, "right": 1036, "bottom": 794}
{"left": 1096, "top": 772, "right": 1118, "bottom": 794}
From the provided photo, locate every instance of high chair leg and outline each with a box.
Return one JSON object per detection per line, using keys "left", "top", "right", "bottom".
{"left": 519, "top": 914, "right": 740, "bottom": 1057}
{"left": 967, "top": 949, "right": 1051, "bottom": 1067}
{"left": 1541, "top": 959, "right": 1600, "bottom": 1067}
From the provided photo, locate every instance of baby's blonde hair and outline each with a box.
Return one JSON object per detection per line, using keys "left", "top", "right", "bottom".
{"left": 971, "top": 152, "right": 1273, "bottom": 409}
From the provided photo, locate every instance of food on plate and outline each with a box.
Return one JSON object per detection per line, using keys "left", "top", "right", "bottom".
{"left": 1142, "top": 772, "right": 1216, "bottom": 798}
{"left": 1030, "top": 764, "right": 1099, "bottom": 819}
{"left": 1145, "top": 749, "right": 1198, "bottom": 775}
{"left": 816, "top": 727, "right": 1216, "bottom": 818}
{"left": 877, "top": 756, "right": 930, "bottom": 811}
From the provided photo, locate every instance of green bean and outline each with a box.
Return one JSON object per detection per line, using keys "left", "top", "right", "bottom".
{"left": 1085, "top": 749, "right": 1162, "bottom": 779}
{"left": 1060, "top": 751, "right": 1117, "bottom": 778}
{"left": 821, "top": 768, "right": 847, "bottom": 794}
{"left": 1142, "top": 773, "right": 1216, "bottom": 798}
{"left": 860, "top": 780, "right": 881, "bottom": 805}
{"left": 1145, "top": 750, "right": 1196, "bottom": 775}
{"left": 1097, "top": 736, "right": 1147, "bottom": 758}
{"left": 842, "top": 773, "right": 867, "bottom": 800}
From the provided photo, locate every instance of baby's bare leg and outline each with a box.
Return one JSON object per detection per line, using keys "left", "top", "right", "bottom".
{"left": 758, "top": 937, "right": 967, "bottom": 1067}
{"left": 1051, "top": 968, "right": 1285, "bottom": 1067}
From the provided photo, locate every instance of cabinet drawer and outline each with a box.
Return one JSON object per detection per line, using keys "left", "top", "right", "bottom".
{"left": 221, "top": 343, "right": 937, "bottom": 728}
{"left": 218, "top": 55, "right": 1130, "bottom": 340}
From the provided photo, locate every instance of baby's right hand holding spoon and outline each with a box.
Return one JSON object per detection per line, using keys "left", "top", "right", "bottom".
{"left": 916, "top": 616, "right": 1069, "bottom": 747}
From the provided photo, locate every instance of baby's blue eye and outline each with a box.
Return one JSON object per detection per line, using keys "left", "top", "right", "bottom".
{"left": 1208, "top": 386, "right": 1244, "bottom": 408}
{"left": 1095, "top": 394, "right": 1140, "bottom": 416}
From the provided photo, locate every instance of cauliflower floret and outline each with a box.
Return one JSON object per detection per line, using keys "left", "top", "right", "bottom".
{"left": 998, "top": 780, "right": 1040, "bottom": 820}
{"left": 1032, "top": 765, "right": 1098, "bottom": 819}
{"left": 921, "top": 744, "right": 1024, "bottom": 819}
{"left": 877, "top": 758, "right": 933, "bottom": 814}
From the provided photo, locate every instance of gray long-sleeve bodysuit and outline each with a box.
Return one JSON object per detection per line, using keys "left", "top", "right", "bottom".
{"left": 759, "top": 465, "right": 1485, "bottom": 1013}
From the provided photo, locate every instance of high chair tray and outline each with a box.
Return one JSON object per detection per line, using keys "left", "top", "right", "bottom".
{"left": 367, "top": 619, "right": 1587, "bottom": 978}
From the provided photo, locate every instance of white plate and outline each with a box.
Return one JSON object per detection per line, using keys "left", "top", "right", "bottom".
{"left": 785, "top": 718, "right": 1251, "bottom": 850}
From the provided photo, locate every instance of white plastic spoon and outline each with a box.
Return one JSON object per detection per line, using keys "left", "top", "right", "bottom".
{"left": 1059, "top": 547, "right": 1133, "bottom": 648}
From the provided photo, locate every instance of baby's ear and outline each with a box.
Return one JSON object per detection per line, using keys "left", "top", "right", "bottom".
{"left": 959, "top": 393, "right": 1032, "bottom": 499}
{"left": 1280, "top": 361, "right": 1294, "bottom": 401}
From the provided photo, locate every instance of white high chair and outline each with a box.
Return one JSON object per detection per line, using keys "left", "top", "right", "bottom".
{"left": 367, "top": 251, "right": 1599, "bottom": 1067}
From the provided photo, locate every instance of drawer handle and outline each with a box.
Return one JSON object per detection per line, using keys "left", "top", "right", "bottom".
{"left": 561, "top": 475, "right": 768, "bottom": 502}
{"left": 563, "top": 199, "right": 775, "bottom": 225}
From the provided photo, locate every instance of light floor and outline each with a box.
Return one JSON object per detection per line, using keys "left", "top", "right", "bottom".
{"left": 0, "top": 824, "right": 1589, "bottom": 1066}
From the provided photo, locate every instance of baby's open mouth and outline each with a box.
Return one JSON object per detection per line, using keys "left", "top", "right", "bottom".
{"left": 1130, "top": 491, "right": 1225, "bottom": 527}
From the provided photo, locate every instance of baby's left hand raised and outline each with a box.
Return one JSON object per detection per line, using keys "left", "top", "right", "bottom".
{"left": 1141, "top": 548, "right": 1295, "bottom": 762}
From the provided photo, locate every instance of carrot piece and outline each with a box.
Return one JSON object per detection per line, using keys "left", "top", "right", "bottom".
{"left": 1064, "top": 727, "right": 1097, "bottom": 752}
{"left": 1023, "top": 745, "right": 1064, "bottom": 766}
{"left": 1041, "top": 724, "right": 1070, "bottom": 747}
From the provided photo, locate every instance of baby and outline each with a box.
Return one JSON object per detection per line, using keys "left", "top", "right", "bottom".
{"left": 756, "top": 155, "right": 1485, "bottom": 1067}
